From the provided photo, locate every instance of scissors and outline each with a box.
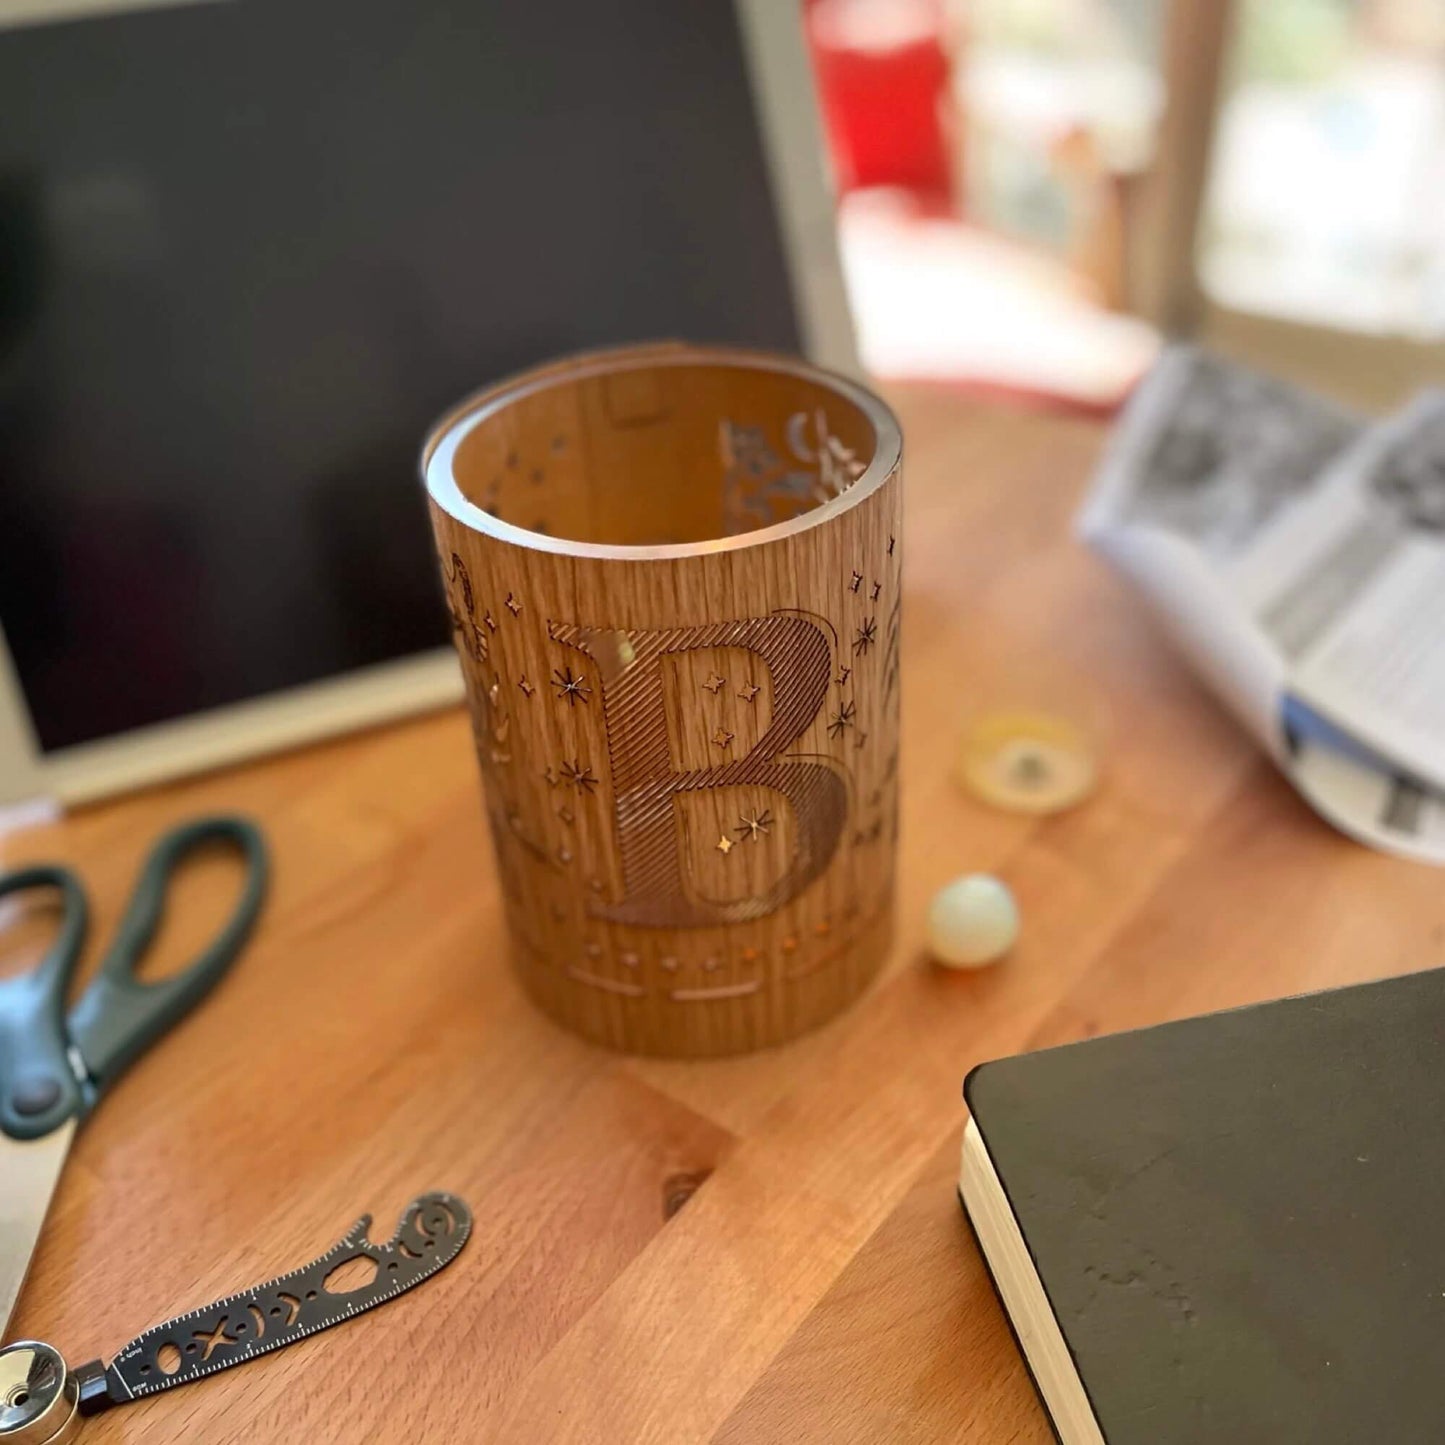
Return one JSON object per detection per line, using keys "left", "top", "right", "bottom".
{"left": 0, "top": 816, "right": 268, "bottom": 1341}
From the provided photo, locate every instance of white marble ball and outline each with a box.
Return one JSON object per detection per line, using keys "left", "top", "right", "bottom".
{"left": 928, "top": 874, "right": 1019, "bottom": 968}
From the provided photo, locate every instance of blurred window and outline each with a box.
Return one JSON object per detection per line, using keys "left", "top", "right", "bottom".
{"left": 1199, "top": 0, "right": 1445, "bottom": 340}
{"left": 958, "top": 0, "right": 1166, "bottom": 253}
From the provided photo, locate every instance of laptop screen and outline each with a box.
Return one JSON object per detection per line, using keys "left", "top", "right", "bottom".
{"left": 0, "top": 0, "right": 802, "bottom": 752}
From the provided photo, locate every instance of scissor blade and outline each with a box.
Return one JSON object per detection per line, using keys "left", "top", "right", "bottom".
{"left": 0, "top": 1121, "right": 74, "bottom": 1342}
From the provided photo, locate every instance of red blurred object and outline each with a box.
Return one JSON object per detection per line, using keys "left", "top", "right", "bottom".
{"left": 806, "top": 0, "right": 953, "bottom": 202}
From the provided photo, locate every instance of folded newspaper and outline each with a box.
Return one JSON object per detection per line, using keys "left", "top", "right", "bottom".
{"left": 1080, "top": 347, "right": 1445, "bottom": 866}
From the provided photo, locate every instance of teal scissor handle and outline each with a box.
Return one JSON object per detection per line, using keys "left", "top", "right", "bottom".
{"left": 0, "top": 816, "right": 268, "bottom": 1142}
{"left": 0, "top": 864, "right": 89, "bottom": 1140}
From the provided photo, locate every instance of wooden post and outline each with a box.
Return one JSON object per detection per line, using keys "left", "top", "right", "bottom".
{"left": 1130, "top": 0, "right": 1235, "bottom": 333}
{"left": 423, "top": 344, "right": 903, "bottom": 1056}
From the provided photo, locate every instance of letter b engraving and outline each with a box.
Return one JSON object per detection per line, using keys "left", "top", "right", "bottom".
{"left": 551, "top": 617, "right": 846, "bottom": 927}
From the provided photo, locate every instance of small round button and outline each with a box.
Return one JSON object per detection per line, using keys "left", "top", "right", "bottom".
{"left": 957, "top": 709, "right": 1099, "bottom": 816}
{"left": 10, "top": 1077, "right": 62, "bottom": 1118}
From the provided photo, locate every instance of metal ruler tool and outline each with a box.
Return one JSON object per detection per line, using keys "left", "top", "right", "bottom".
{"left": 0, "top": 1191, "right": 471, "bottom": 1443}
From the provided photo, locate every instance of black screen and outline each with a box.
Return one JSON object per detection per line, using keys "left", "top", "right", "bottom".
{"left": 0, "top": 0, "right": 803, "bottom": 752}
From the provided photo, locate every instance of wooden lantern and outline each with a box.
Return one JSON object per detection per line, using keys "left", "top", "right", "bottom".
{"left": 422, "top": 343, "right": 902, "bottom": 1056}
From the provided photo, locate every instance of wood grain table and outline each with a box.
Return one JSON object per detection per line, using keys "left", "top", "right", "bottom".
{"left": 5, "top": 387, "right": 1442, "bottom": 1443}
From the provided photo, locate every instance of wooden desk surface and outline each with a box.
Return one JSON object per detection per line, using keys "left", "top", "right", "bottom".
{"left": 5, "top": 388, "right": 1442, "bottom": 1443}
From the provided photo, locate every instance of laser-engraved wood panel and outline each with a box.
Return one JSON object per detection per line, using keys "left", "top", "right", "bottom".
{"left": 424, "top": 345, "right": 903, "bottom": 1055}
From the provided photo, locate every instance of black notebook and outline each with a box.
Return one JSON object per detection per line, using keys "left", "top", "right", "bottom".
{"left": 960, "top": 969, "right": 1445, "bottom": 1445}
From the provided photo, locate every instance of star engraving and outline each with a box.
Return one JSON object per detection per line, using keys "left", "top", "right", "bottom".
{"left": 557, "top": 804, "right": 575, "bottom": 826}
{"left": 849, "top": 570, "right": 863, "bottom": 593}
{"left": 483, "top": 611, "right": 498, "bottom": 633}
{"left": 561, "top": 759, "right": 598, "bottom": 793}
{"left": 505, "top": 592, "right": 522, "bottom": 616}
{"left": 712, "top": 727, "right": 735, "bottom": 750}
{"left": 543, "top": 766, "right": 560, "bottom": 787}
{"left": 870, "top": 580, "right": 882, "bottom": 602}
{"left": 855, "top": 729, "right": 868, "bottom": 749}
{"left": 827, "top": 700, "right": 856, "bottom": 738}
{"left": 716, "top": 834, "right": 735, "bottom": 856}
{"left": 556, "top": 844, "right": 573, "bottom": 865}
{"left": 702, "top": 672, "right": 727, "bottom": 694}
{"left": 835, "top": 666, "right": 852, "bottom": 688}
{"left": 518, "top": 675, "right": 536, "bottom": 697}
{"left": 551, "top": 666, "right": 592, "bottom": 706}
{"left": 853, "top": 617, "right": 877, "bottom": 655}
{"left": 737, "top": 682, "right": 762, "bottom": 703}
{"left": 734, "top": 809, "right": 773, "bottom": 842}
